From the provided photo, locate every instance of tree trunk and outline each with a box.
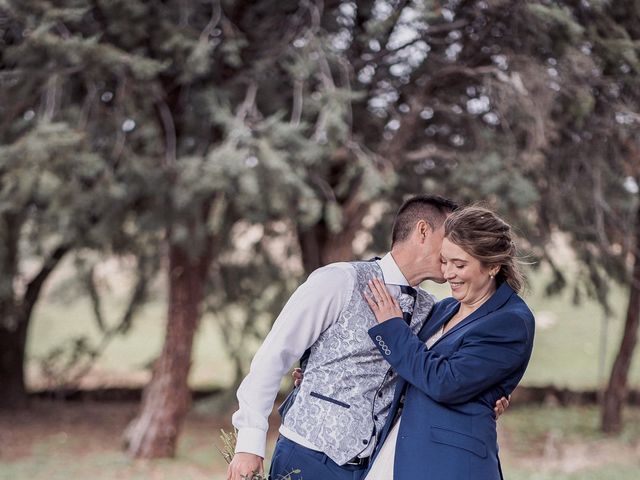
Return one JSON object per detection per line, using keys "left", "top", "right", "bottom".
{"left": 601, "top": 206, "right": 640, "bottom": 433}
{"left": 0, "top": 318, "right": 29, "bottom": 409}
{"left": 0, "top": 235, "right": 68, "bottom": 410}
{"left": 123, "top": 243, "right": 209, "bottom": 458}
{"left": 298, "top": 198, "right": 371, "bottom": 274}
{"left": 297, "top": 223, "right": 360, "bottom": 273}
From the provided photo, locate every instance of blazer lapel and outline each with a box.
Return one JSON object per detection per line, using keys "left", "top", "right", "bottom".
{"left": 422, "top": 282, "right": 515, "bottom": 346}
{"left": 419, "top": 300, "right": 458, "bottom": 341}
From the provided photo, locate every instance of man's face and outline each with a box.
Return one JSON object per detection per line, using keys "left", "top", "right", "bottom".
{"left": 415, "top": 223, "right": 447, "bottom": 283}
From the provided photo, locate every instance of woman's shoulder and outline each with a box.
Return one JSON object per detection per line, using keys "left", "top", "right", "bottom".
{"left": 503, "top": 292, "right": 535, "bottom": 321}
{"left": 483, "top": 294, "right": 535, "bottom": 339}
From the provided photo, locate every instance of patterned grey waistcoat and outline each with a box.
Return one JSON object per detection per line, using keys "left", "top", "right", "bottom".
{"left": 282, "top": 260, "right": 435, "bottom": 465}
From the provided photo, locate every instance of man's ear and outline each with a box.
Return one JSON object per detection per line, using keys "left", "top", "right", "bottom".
{"left": 416, "top": 220, "right": 432, "bottom": 243}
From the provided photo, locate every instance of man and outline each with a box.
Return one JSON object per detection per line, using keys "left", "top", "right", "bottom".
{"left": 228, "top": 195, "right": 508, "bottom": 480}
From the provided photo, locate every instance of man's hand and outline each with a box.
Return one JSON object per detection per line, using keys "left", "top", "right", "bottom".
{"left": 494, "top": 395, "right": 511, "bottom": 419}
{"left": 292, "top": 367, "right": 303, "bottom": 387}
{"left": 227, "top": 452, "right": 264, "bottom": 480}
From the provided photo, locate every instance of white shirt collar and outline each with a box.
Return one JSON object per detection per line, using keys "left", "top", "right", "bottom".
{"left": 377, "top": 252, "right": 410, "bottom": 287}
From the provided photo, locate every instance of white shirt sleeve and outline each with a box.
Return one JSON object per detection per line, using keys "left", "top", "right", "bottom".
{"left": 231, "top": 263, "right": 355, "bottom": 458}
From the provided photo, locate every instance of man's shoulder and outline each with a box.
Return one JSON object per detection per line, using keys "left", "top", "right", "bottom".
{"left": 312, "top": 261, "right": 357, "bottom": 275}
{"left": 307, "top": 262, "right": 357, "bottom": 284}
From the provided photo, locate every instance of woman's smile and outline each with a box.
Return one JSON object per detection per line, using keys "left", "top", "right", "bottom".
{"left": 440, "top": 238, "right": 497, "bottom": 306}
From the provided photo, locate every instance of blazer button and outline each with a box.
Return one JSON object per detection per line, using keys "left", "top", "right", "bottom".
{"left": 375, "top": 335, "right": 382, "bottom": 341}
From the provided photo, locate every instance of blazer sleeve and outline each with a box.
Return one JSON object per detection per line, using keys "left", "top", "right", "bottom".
{"left": 368, "top": 311, "right": 533, "bottom": 404}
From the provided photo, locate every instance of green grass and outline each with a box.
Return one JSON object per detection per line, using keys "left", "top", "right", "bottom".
{"left": 500, "top": 405, "right": 640, "bottom": 453}
{"left": 498, "top": 405, "right": 640, "bottom": 480}
{"left": 26, "top": 266, "right": 640, "bottom": 390}
{"left": 505, "top": 466, "right": 640, "bottom": 480}
{"left": 27, "top": 296, "right": 236, "bottom": 388}
{"left": 3, "top": 403, "right": 639, "bottom": 480}
{"left": 0, "top": 447, "right": 227, "bottom": 480}
{"left": 0, "top": 403, "right": 230, "bottom": 480}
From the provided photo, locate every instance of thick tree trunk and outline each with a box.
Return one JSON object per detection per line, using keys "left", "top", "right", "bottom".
{"left": 0, "top": 229, "right": 68, "bottom": 410}
{"left": 297, "top": 223, "right": 355, "bottom": 274}
{"left": 601, "top": 207, "right": 640, "bottom": 433}
{"left": 124, "top": 244, "right": 209, "bottom": 458}
{"left": 0, "top": 318, "right": 29, "bottom": 409}
{"left": 298, "top": 199, "right": 370, "bottom": 274}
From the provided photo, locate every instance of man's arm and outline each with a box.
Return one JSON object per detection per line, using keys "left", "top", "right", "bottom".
{"left": 228, "top": 264, "right": 353, "bottom": 473}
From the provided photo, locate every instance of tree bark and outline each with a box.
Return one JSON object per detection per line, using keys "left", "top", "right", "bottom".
{"left": 298, "top": 196, "right": 371, "bottom": 274}
{"left": 298, "top": 223, "right": 360, "bottom": 274}
{"left": 0, "top": 318, "right": 29, "bottom": 409}
{"left": 601, "top": 206, "right": 640, "bottom": 433}
{"left": 0, "top": 226, "right": 68, "bottom": 410}
{"left": 123, "top": 243, "right": 210, "bottom": 458}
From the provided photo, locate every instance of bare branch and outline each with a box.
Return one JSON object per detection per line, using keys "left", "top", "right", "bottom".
{"left": 198, "top": 0, "right": 222, "bottom": 43}
{"left": 111, "top": 76, "right": 129, "bottom": 160}
{"left": 84, "top": 265, "right": 107, "bottom": 333}
{"left": 404, "top": 144, "right": 460, "bottom": 162}
{"left": 291, "top": 78, "right": 304, "bottom": 126}
{"left": 155, "top": 94, "right": 177, "bottom": 167}
{"left": 42, "top": 74, "right": 60, "bottom": 121}
{"left": 78, "top": 81, "right": 98, "bottom": 130}
{"left": 235, "top": 81, "right": 258, "bottom": 122}
{"left": 424, "top": 19, "right": 469, "bottom": 36}
{"left": 22, "top": 244, "right": 70, "bottom": 321}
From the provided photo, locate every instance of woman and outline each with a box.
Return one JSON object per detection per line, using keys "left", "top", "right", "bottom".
{"left": 363, "top": 206, "right": 535, "bottom": 480}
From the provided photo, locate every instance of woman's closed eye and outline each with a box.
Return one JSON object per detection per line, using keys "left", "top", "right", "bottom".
{"left": 441, "top": 258, "right": 465, "bottom": 269}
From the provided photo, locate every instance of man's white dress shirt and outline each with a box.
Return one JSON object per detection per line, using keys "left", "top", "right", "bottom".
{"left": 232, "top": 253, "right": 412, "bottom": 458}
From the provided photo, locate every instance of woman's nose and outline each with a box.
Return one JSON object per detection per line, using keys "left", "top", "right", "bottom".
{"left": 442, "top": 264, "right": 455, "bottom": 279}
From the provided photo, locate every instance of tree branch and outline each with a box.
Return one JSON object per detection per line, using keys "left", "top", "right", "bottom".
{"left": 22, "top": 244, "right": 71, "bottom": 321}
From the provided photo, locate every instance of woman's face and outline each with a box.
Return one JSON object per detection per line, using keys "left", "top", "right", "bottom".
{"left": 440, "top": 238, "right": 497, "bottom": 305}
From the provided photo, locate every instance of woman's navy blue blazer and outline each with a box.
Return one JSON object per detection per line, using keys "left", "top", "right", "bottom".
{"left": 367, "top": 282, "right": 535, "bottom": 480}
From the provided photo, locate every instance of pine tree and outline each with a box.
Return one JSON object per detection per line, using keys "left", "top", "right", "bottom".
{"left": 0, "top": 2, "right": 139, "bottom": 408}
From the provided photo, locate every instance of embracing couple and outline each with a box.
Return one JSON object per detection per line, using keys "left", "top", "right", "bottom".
{"left": 227, "top": 195, "right": 535, "bottom": 480}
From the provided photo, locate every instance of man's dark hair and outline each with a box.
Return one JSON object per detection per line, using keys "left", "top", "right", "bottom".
{"left": 391, "top": 195, "right": 459, "bottom": 246}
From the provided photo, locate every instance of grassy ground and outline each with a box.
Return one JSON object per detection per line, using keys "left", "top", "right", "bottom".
{"left": 499, "top": 405, "right": 640, "bottom": 479}
{"left": 1, "top": 401, "right": 639, "bottom": 480}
